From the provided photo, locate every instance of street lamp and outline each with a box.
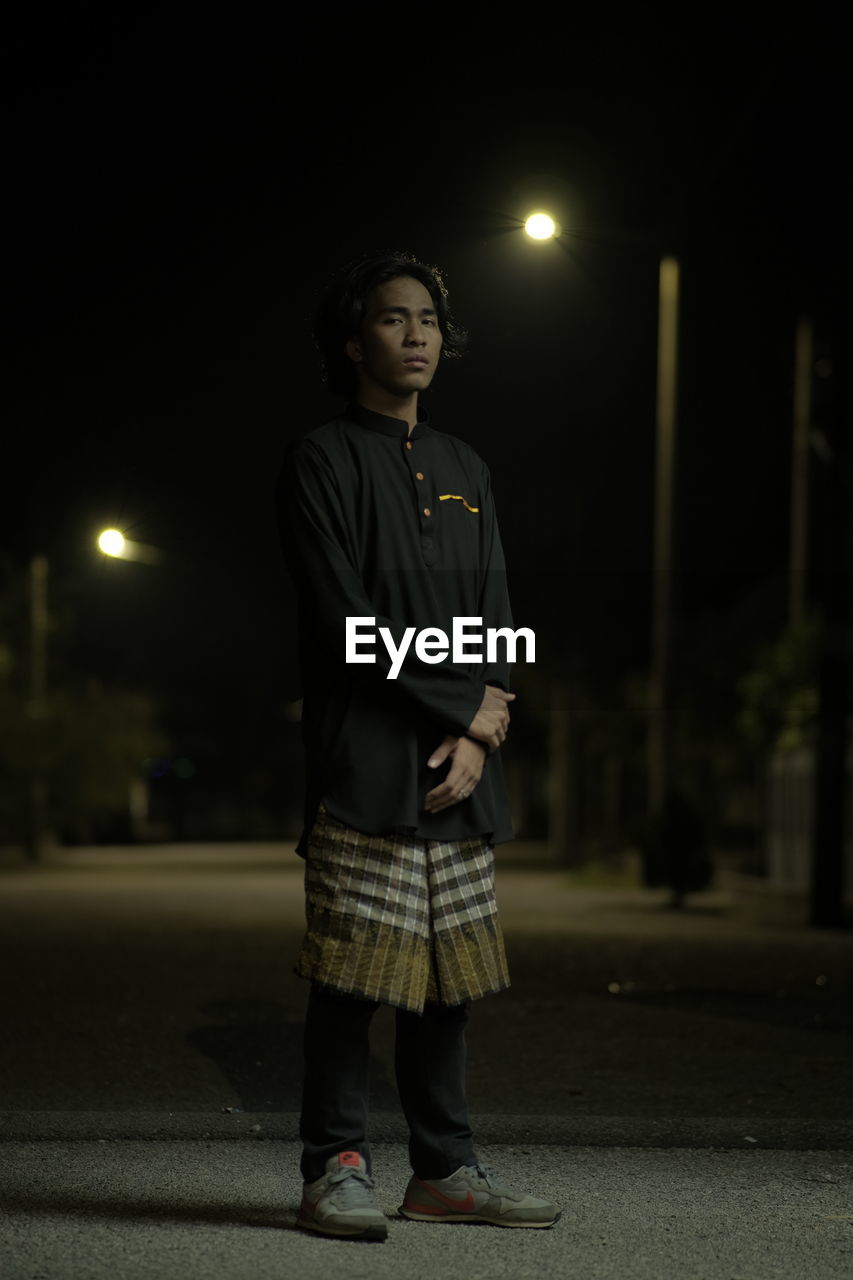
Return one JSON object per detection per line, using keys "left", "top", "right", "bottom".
{"left": 98, "top": 528, "right": 126, "bottom": 558}
{"left": 96, "top": 527, "right": 162, "bottom": 842}
{"left": 521, "top": 211, "right": 681, "bottom": 823}
{"left": 26, "top": 554, "right": 49, "bottom": 861}
{"left": 521, "top": 208, "right": 575, "bottom": 859}
{"left": 524, "top": 211, "right": 559, "bottom": 241}
{"left": 648, "top": 256, "right": 680, "bottom": 815}
{"left": 97, "top": 529, "right": 161, "bottom": 565}
{"left": 22, "top": 529, "right": 163, "bottom": 860}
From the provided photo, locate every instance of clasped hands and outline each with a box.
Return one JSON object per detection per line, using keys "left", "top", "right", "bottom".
{"left": 424, "top": 685, "right": 515, "bottom": 815}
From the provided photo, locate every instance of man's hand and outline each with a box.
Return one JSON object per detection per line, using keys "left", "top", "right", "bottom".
{"left": 467, "top": 685, "right": 516, "bottom": 753}
{"left": 424, "top": 735, "right": 486, "bottom": 814}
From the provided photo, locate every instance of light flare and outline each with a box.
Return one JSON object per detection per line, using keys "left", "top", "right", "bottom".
{"left": 98, "top": 529, "right": 126, "bottom": 558}
{"left": 524, "top": 212, "right": 558, "bottom": 240}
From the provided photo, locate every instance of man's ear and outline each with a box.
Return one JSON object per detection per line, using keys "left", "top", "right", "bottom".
{"left": 345, "top": 337, "right": 362, "bottom": 363}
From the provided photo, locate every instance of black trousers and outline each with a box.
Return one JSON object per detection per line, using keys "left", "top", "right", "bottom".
{"left": 299, "top": 983, "right": 477, "bottom": 1183}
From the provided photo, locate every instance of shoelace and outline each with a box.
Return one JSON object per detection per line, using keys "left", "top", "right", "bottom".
{"left": 327, "top": 1166, "right": 377, "bottom": 1208}
{"left": 468, "top": 1163, "right": 523, "bottom": 1197}
{"left": 470, "top": 1163, "right": 498, "bottom": 1188}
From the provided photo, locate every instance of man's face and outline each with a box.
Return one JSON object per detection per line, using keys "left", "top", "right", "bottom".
{"left": 346, "top": 275, "right": 443, "bottom": 399}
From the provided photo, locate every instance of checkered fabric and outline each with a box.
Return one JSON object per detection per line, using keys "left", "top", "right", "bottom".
{"left": 297, "top": 803, "right": 510, "bottom": 1013}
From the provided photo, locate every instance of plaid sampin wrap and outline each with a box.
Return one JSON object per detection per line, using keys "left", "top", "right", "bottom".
{"left": 297, "top": 803, "right": 510, "bottom": 1014}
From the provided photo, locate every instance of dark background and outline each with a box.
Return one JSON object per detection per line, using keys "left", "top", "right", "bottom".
{"left": 4, "top": 2, "right": 845, "bottom": 846}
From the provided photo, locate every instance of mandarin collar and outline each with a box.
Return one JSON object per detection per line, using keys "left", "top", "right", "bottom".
{"left": 349, "top": 401, "right": 431, "bottom": 441}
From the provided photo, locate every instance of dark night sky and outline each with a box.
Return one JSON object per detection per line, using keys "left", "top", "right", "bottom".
{"left": 5, "top": 2, "right": 844, "bottom": 783}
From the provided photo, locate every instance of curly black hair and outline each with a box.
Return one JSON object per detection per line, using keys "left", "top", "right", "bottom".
{"left": 313, "top": 252, "right": 468, "bottom": 397}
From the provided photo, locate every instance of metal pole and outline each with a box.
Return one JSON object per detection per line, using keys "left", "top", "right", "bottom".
{"left": 789, "top": 316, "right": 812, "bottom": 625}
{"left": 808, "top": 335, "right": 849, "bottom": 929}
{"left": 548, "top": 677, "right": 576, "bottom": 864}
{"left": 27, "top": 554, "right": 48, "bottom": 862}
{"left": 648, "top": 257, "right": 680, "bottom": 816}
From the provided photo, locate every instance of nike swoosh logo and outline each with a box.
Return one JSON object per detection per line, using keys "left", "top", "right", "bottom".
{"left": 414, "top": 1182, "right": 476, "bottom": 1212}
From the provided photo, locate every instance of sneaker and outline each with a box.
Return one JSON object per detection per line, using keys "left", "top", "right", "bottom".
{"left": 399, "top": 1163, "right": 560, "bottom": 1228}
{"left": 298, "top": 1150, "right": 388, "bottom": 1240}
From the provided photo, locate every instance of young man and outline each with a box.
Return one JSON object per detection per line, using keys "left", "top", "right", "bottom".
{"left": 277, "top": 253, "right": 559, "bottom": 1240}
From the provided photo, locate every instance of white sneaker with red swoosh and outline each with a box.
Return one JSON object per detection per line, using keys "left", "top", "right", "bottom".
{"left": 298, "top": 1151, "right": 388, "bottom": 1240}
{"left": 399, "top": 1163, "right": 561, "bottom": 1228}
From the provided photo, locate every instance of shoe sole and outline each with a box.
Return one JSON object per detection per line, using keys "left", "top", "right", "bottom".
{"left": 297, "top": 1214, "right": 388, "bottom": 1241}
{"left": 399, "top": 1207, "right": 561, "bottom": 1229}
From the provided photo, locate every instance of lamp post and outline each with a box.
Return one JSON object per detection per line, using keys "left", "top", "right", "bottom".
{"left": 647, "top": 256, "right": 680, "bottom": 816}
{"left": 522, "top": 212, "right": 680, "bottom": 827}
{"left": 26, "top": 554, "right": 49, "bottom": 861}
{"left": 22, "top": 531, "right": 162, "bottom": 860}
{"left": 789, "top": 316, "right": 813, "bottom": 627}
{"left": 96, "top": 528, "right": 161, "bottom": 842}
{"left": 522, "top": 210, "right": 576, "bottom": 860}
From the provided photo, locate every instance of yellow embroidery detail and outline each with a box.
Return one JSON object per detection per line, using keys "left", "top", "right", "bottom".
{"left": 438, "top": 494, "right": 479, "bottom": 513}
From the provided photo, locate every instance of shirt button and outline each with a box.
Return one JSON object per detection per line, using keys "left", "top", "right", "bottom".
{"left": 405, "top": 442, "right": 413, "bottom": 450}
{"left": 416, "top": 471, "right": 424, "bottom": 480}
{"left": 423, "top": 507, "right": 431, "bottom": 517}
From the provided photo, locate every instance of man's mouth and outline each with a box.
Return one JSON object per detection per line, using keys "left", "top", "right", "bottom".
{"left": 404, "top": 357, "right": 429, "bottom": 368}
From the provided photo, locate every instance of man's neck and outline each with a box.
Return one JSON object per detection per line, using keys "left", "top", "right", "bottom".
{"left": 355, "top": 388, "right": 419, "bottom": 434}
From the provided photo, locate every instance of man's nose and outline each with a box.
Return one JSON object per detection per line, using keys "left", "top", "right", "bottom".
{"left": 404, "top": 322, "right": 427, "bottom": 344}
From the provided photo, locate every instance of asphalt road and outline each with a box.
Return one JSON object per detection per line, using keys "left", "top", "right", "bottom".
{"left": 1, "top": 843, "right": 852, "bottom": 1278}
{"left": 2, "top": 1142, "right": 851, "bottom": 1280}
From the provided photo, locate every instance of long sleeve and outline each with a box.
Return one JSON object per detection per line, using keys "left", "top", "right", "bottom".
{"left": 276, "top": 408, "right": 516, "bottom": 852}
{"left": 278, "top": 438, "right": 485, "bottom": 738}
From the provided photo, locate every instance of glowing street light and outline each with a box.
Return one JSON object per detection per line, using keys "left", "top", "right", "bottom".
{"left": 524, "top": 211, "right": 558, "bottom": 241}
{"left": 96, "top": 529, "right": 161, "bottom": 564}
{"left": 98, "top": 529, "right": 126, "bottom": 558}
